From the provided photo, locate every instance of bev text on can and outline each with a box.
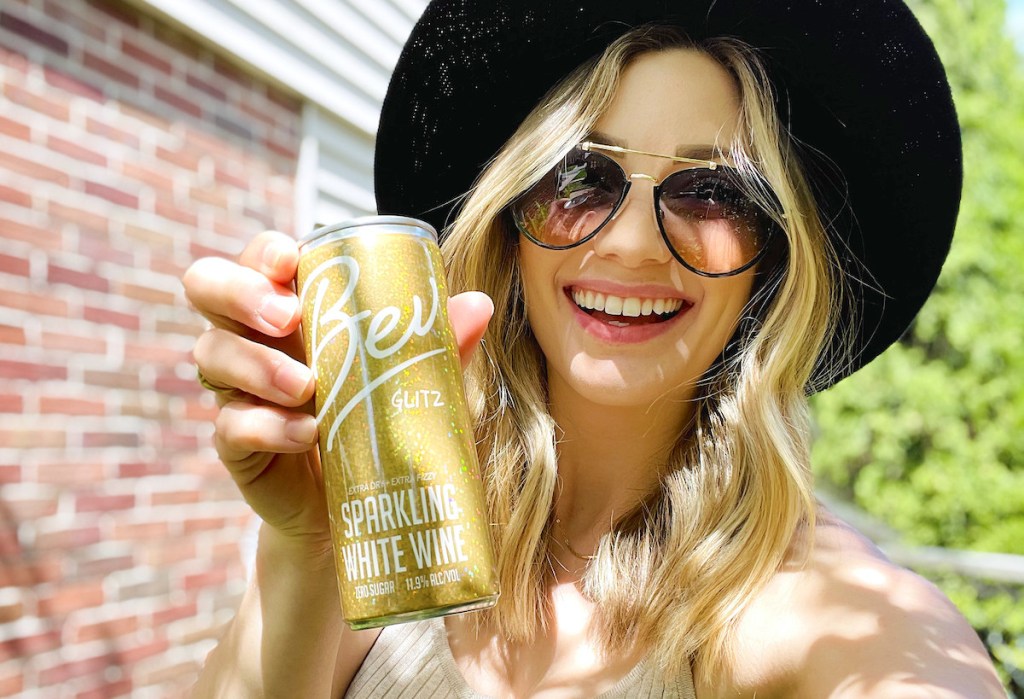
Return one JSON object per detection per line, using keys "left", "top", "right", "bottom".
{"left": 296, "top": 216, "right": 498, "bottom": 629}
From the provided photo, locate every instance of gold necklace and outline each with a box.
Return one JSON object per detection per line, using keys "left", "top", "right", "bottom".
{"left": 553, "top": 518, "right": 597, "bottom": 561}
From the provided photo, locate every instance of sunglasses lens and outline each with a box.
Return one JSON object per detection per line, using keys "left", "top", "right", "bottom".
{"left": 512, "top": 145, "right": 775, "bottom": 275}
{"left": 511, "top": 148, "right": 624, "bottom": 247}
{"left": 659, "top": 168, "right": 771, "bottom": 275}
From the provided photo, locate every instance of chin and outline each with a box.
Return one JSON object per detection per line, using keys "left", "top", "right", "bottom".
{"left": 558, "top": 355, "right": 702, "bottom": 409}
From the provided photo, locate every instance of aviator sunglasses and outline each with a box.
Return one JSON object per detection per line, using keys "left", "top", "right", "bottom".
{"left": 510, "top": 142, "right": 780, "bottom": 277}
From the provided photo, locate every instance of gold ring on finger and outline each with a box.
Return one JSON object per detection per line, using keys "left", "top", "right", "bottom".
{"left": 197, "top": 367, "right": 220, "bottom": 392}
{"left": 196, "top": 368, "right": 248, "bottom": 401}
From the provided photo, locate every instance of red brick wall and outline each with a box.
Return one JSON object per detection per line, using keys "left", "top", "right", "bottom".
{"left": 0, "top": 0, "right": 301, "bottom": 695}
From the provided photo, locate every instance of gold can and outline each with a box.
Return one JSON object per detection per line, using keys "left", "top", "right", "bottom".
{"left": 296, "top": 216, "right": 498, "bottom": 629}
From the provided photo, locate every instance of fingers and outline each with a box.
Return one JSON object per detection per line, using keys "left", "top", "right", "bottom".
{"left": 184, "top": 256, "right": 300, "bottom": 338}
{"left": 194, "top": 328, "right": 314, "bottom": 407}
{"left": 237, "top": 230, "right": 300, "bottom": 285}
{"left": 448, "top": 291, "right": 494, "bottom": 369}
{"left": 214, "top": 402, "right": 318, "bottom": 466}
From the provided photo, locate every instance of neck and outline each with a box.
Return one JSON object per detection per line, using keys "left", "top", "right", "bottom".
{"left": 547, "top": 377, "right": 696, "bottom": 548}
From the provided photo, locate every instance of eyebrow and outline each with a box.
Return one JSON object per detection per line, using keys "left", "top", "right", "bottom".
{"left": 585, "top": 131, "right": 729, "bottom": 162}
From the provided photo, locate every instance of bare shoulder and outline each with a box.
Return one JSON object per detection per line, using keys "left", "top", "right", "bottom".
{"left": 712, "top": 512, "right": 1005, "bottom": 699}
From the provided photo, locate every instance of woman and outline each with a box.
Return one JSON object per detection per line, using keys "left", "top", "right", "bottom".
{"left": 185, "top": 1, "right": 1004, "bottom": 697}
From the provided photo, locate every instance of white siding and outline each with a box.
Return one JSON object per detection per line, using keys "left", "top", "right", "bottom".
{"left": 296, "top": 101, "right": 378, "bottom": 232}
{"left": 129, "top": 0, "right": 427, "bottom": 235}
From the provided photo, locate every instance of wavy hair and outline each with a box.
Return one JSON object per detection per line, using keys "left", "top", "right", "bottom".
{"left": 441, "top": 26, "right": 845, "bottom": 685}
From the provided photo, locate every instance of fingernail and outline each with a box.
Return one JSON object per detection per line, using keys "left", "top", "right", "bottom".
{"left": 275, "top": 361, "right": 313, "bottom": 400}
{"left": 259, "top": 295, "right": 297, "bottom": 329}
{"left": 285, "top": 415, "right": 318, "bottom": 444}
{"left": 263, "top": 242, "right": 284, "bottom": 271}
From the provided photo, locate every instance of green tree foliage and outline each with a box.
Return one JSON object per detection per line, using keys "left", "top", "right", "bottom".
{"left": 811, "top": 0, "right": 1024, "bottom": 554}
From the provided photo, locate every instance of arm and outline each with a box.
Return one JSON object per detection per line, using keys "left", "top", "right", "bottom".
{"left": 183, "top": 232, "right": 492, "bottom": 697}
{"left": 794, "top": 554, "right": 1004, "bottom": 698}
{"left": 709, "top": 517, "right": 1005, "bottom": 699}
{"left": 185, "top": 232, "right": 359, "bottom": 696}
{"left": 192, "top": 527, "right": 379, "bottom": 698}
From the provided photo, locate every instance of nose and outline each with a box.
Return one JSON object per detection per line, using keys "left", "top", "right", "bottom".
{"left": 590, "top": 177, "right": 672, "bottom": 267}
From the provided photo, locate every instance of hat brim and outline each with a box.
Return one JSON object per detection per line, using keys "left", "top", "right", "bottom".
{"left": 375, "top": 0, "right": 961, "bottom": 390}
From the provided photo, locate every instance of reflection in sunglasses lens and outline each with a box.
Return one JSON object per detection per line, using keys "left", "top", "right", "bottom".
{"left": 659, "top": 169, "right": 765, "bottom": 275}
{"left": 511, "top": 147, "right": 771, "bottom": 276}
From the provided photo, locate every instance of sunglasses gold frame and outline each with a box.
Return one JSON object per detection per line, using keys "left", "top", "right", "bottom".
{"left": 580, "top": 141, "right": 720, "bottom": 173}
{"left": 513, "top": 142, "right": 778, "bottom": 277}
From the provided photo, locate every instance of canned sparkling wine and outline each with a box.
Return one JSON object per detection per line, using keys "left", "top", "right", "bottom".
{"left": 296, "top": 216, "right": 498, "bottom": 629}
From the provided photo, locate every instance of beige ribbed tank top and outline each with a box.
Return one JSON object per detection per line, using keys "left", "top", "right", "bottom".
{"left": 344, "top": 618, "right": 696, "bottom": 698}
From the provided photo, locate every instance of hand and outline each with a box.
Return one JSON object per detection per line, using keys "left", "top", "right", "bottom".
{"left": 183, "top": 230, "right": 493, "bottom": 561}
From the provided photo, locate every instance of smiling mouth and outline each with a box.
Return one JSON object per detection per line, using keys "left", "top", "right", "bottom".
{"left": 568, "top": 287, "right": 691, "bottom": 327}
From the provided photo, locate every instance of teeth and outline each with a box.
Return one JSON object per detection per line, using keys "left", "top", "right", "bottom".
{"left": 571, "top": 289, "right": 685, "bottom": 318}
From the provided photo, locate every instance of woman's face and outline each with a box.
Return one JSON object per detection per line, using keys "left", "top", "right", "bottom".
{"left": 518, "top": 49, "right": 757, "bottom": 410}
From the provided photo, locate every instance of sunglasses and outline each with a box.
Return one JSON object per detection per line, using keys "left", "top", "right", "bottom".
{"left": 510, "top": 142, "right": 779, "bottom": 277}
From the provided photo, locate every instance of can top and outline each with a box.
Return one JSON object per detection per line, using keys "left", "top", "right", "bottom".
{"left": 299, "top": 215, "right": 439, "bottom": 249}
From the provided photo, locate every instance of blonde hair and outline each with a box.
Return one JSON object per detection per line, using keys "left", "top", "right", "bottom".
{"left": 442, "top": 26, "right": 844, "bottom": 685}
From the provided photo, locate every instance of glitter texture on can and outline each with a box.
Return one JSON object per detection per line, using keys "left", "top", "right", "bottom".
{"left": 297, "top": 216, "right": 498, "bottom": 629}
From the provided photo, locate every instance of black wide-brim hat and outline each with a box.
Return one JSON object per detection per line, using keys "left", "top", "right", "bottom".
{"left": 374, "top": 0, "right": 961, "bottom": 390}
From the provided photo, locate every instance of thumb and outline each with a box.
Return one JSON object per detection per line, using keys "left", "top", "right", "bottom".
{"left": 447, "top": 291, "right": 494, "bottom": 370}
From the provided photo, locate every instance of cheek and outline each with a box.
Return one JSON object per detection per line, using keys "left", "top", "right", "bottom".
{"left": 517, "top": 245, "right": 539, "bottom": 312}
{"left": 517, "top": 242, "right": 563, "bottom": 313}
{"left": 698, "top": 275, "right": 756, "bottom": 343}
{"left": 517, "top": 248, "right": 549, "bottom": 344}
